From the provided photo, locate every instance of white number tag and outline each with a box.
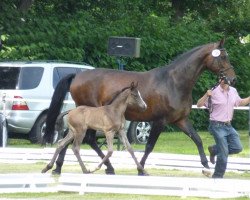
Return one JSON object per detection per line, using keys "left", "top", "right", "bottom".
{"left": 212, "top": 49, "right": 221, "bottom": 57}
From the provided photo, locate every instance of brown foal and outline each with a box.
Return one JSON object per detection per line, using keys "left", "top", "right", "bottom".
{"left": 42, "top": 82, "right": 147, "bottom": 174}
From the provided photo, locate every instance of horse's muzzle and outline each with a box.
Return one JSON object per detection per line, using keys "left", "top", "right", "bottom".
{"left": 140, "top": 103, "right": 147, "bottom": 112}
{"left": 224, "top": 76, "right": 236, "bottom": 86}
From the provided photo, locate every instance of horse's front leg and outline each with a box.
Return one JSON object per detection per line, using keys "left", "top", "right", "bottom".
{"left": 139, "top": 120, "right": 165, "bottom": 175}
{"left": 175, "top": 118, "right": 209, "bottom": 169}
{"left": 41, "top": 131, "right": 73, "bottom": 173}
{"left": 118, "top": 129, "right": 148, "bottom": 175}
{"left": 91, "top": 131, "right": 115, "bottom": 173}
{"left": 84, "top": 129, "right": 115, "bottom": 174}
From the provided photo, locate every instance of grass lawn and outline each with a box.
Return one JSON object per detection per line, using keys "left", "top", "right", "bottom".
{"left": 8, "top": 130, "right": 250, "bottom": 157}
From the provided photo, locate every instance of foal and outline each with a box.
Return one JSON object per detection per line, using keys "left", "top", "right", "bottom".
{"left": 42, "top": 82, "right": 147, "bottom": 174}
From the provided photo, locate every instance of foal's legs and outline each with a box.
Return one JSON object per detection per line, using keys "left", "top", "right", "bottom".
{"left": 118, "top": 129, "right": 148, "bottom": 175}
{"left": 52, "top": 129, "right": 69, "bottom": 175}
{"left": 52, "top": 129, "right": 115, "bottom": 175}
{"left": 41, "top": 131, "right": 74, "bottom": 173}
{"left": 71, "top": 129, "right": 90, "bottom": 173}
{"left": 85, "top": 130, "right": 115, "bottom": 174}
{"left": 90, "top": 130, "right": 115, "bottom": 173}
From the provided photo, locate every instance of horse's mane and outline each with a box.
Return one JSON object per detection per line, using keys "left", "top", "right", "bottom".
{"left": 106, "top": 86, "right": 131, "bottom": 105}
{"left": 169, "top": 45, "right": 205, "bottom": 67}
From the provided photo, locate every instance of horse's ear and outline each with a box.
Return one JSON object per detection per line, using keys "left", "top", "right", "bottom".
{"left": 218, "top": 38, "right": 225, "bottom": 48}
{"left": 130, "top": 82, "right": 135, "bottom": 89}
{"left": 135, "top": 81, "right": 138, "bottom": 88}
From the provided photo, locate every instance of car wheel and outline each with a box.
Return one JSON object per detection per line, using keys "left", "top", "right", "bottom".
{"left": 127, "top": 121, "right": 152, "bottom": 144}
{"left": 29, "top": 114, "right": 61, "bottom": 144}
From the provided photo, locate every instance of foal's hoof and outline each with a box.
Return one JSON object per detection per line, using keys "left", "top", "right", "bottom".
{"left": 202, "top": 167, "right": 212, "bottom": 178}
{"left": 105, "top": 168, "right": 115, "bottom": 175}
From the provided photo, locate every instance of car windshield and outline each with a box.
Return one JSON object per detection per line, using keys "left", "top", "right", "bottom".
{"left": 0, "top": 66, "right": 44, "bottom": 89}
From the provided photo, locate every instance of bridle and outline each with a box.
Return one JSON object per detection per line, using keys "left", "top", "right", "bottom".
{"left": 207, "top": 48, "right": 234, "bottom": 113}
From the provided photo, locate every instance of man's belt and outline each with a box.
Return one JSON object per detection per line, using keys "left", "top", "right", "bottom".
{"left": 210, "top": 120, "right": 231, "bottom": 126}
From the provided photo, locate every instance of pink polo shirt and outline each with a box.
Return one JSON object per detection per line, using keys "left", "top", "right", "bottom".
{"left": 205, "top": 85, "right": 242, "bottom": 122}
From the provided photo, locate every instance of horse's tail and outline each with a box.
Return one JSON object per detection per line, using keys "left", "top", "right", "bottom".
{"left": 43, "top": 73, "right": 76, "bottom": 145}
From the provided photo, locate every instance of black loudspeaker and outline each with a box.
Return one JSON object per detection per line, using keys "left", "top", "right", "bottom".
{"left": 107, "top": 37, "right": 141, "bottom": 58}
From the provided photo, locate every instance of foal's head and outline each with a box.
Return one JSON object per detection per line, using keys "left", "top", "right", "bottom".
{"left": 205, "top": 38, "right": 236, "bottom": 86}
{"left": 125, "top": 82, "right": 147, "bottom": 112}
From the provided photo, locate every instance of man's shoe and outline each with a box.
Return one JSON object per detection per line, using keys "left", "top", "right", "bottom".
{"left": 202, "top": 168, "right": 212, "bottom": 178}
{"left": 208, "top": 146, "right": 215, "bottom": 164}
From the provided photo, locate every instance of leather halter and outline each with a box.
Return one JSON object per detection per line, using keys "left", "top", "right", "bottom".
{"left": 207, "top": 48, "right": 234, "bottom": 113}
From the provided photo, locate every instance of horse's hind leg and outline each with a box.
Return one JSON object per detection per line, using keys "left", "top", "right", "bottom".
{"left": 118, "top": 129, "right": 148, "bottom": 175}
{"left": 91, "top": 131, "right": 115, "bottom": 173}
{"left": 72, "top": 129, "right": 89, "bottom": 173}
{"left": 41, "top": 131, "right": 74, "bottom": 173}
{"left": 84, "top": 129, "right": 115, "bottom": 174}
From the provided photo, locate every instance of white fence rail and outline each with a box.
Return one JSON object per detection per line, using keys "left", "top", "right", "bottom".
{"left": 0, "top": 172, "right": 250, "bottom": 198}
{"left": 0, "top": 148, "right": 250, "bottom": 198}
{"left": 0, "top": 173, "right": 56, "bottom": 193}
{"left": 0, "top": 148, "right": 249, "bottom": 172}
{"left": 58, "top": 173, "right": 250, "bottom": 199}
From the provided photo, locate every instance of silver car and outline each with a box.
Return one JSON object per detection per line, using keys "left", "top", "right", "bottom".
{"left": 0, "top": 61, "right": 151, "bottom": 145}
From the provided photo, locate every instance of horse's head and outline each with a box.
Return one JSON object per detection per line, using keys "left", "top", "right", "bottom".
{"left": 206, "top": 39, "right": 236, "bottom": 86}
{"left": 128, "top": 82, "right": 147, "bottom": 112}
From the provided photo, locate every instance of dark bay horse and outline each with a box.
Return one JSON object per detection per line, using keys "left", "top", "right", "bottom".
{"left": 42, "top": 82, "right": 147, "bottom": 174}
{"left": 43, "top": 39, "right": 236, "bottom": 175}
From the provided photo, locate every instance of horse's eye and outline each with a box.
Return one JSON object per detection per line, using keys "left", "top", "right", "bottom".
{"left": 221, "top": 55, "right": 227, "bottom": 60}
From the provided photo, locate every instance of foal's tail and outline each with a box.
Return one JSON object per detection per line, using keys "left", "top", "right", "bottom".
{"left": 43, "top": 73, "right": 76, "bottom": 145}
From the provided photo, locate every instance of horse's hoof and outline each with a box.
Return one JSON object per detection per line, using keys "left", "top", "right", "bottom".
{"left": 202, "top": 167, "right": 212, "bottom": 178}
{"left": 52, "top": 168, "right": 61, "bottom": 175}
{"left": 41, "top": 168, "right": 47, "bottom": 173}
{"left": 143, "top": 171, "right": 149, "bottom": 176}
{"left": 138, "top": 170, "right": 149, "bottom": 176}
{"left": 202, "top": 161, "right": 210, "bottom": 169}
{"left": 105, "top": 168, "right": 115, "bottom": 175}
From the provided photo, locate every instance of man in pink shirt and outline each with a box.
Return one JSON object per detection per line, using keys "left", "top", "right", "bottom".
{"left": 197, "top": 78, "right": 250, "bottom": 178}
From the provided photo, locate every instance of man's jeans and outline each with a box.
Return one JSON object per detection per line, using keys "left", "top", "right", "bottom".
{"left": 208, "top": 121, "right": 243, "bottom": 178}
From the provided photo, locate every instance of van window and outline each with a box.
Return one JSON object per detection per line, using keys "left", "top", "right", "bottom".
{"left": 0, "top": 67, "right": 20, "bottom": 89}
{"left": 53, "top": 67, "right": 78, "bottom": 88}
{"left": 17, "top": 67, "right": 44, "bottom": 89}
{"left": 0, "top": 67, "right": 44, "bottom": 89}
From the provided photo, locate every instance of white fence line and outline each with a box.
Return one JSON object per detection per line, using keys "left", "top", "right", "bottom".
{"left": 0, "top": 173, "right": 56, "bottom": 193}
{"left": 0, "top": 172, "right": 250, "bottom": 198}
{"left": 0, "top": 148, "right": 250, "bottom": 198}
{"left": 57, "top": 173, "right": 250, "bottom": 198}
{"left": 0, "top": 148, "right": 249, "bottom": 172}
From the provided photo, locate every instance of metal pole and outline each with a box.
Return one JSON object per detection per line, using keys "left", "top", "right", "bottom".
{"left": 1, "top": 93, "right": 7, "bottom": 148}
{"left": 117, "top": 57, "right": 124, "bottom": 70}
{"left": 116, "top": 57, "right": 126, "bottom": 150}
{"left": 249, "top": 103, "right": 250, "bottom": 158}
